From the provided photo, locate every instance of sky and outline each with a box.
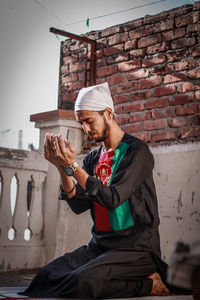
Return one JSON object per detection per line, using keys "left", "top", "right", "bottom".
{"left": 0, "top": 0, "right": 194, "bottom": 149}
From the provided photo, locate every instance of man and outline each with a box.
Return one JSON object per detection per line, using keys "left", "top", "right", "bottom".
{"left": 21, "top": 82, "right": 169, "bottom": 298}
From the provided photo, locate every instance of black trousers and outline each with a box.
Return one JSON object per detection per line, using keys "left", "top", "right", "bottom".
{"left": 20, "top": 242, "right": 159, "bottom": 298}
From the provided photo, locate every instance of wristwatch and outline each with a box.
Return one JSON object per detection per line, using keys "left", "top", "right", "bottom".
{"left": 64, "top": 162, "right": 79, "bottom": 176}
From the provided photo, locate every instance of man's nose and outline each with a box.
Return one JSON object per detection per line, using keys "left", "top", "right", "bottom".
{"left": 82, "top": 123, "right": 90, "bottom": 134}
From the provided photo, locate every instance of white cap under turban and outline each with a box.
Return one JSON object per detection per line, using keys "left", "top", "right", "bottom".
{"left": 74, "top": 82, "right": 114, "bottom": 112}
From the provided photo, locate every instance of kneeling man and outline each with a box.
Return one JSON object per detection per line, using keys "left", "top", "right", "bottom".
{"left": 21, "top": 82, "right": 169, "bottom": 298}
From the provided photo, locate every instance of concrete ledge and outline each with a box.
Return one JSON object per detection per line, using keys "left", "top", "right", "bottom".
{"left": 30, "top": 110, "right": 75, "bottom": 122}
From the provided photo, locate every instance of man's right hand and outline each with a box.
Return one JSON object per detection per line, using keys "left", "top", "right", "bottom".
{"left": 44, "top": 133, "right": 61, "bottom": 170}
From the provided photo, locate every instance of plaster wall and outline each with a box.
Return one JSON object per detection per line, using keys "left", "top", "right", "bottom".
{"left": 57, "top": 143, "right": 200, "bottom": 264}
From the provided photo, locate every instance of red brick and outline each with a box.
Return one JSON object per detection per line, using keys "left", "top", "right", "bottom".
{"left": 168, "top": 5, "right": 192, "bottom": 18}
{"left": 61, "top": 65, "right": 69, "bottom": 74}
{"left": 108, "top": 32, "right": 128, "bottom": 46}
{"left": 153, "top": 19, "right": 174, "bottom": 33}
{"left": 187, "top": 23, "right": 200, "bottom": 34}
{"left": 142, "top": 54, "right": 165, "bottom": 67}
{"left": 169, "top": 118, "right": 192, "bottom": 128}
{"left": 123, "top": 123, "right": 143, "bottom": 133}
{"left": 170, "top": 93, "right": 195, "bottom": 106}
{"left": 194, "top": 115, "right": 200, "bottom": 125}
{"left": 123, "top": 19, "right": 143, "bottom": 31}
{"left": 129, "top": 27, "right": 152, "bottom": 39}
{"left": 130, "top": 49, "right": 146, "bottom": 57}
{"left": 128, "top": 69, "right": 149, "bottom": 80}
{"left": 162, "top": 28, "right": 186, "bottom": 41}
{"left": 192, "top": 46, "right": 200, "bottom": 57}
{"left": 138, "top": 33, "right": 161, "bottom": 48}
{"left": 177, "top": 82, "right": 200, "bottom": 93}
{"left": 175, "top": 13, "right": 193, "bottom": 27}
{"left": 116, "top": 82, "right": 138, "bottom": 94}
{"left": 144, "top": 11, "right": 168, "bottom": 24}
{"left": 67, "top": 80, "right": 84, "bottom": 92}
{"left": 174, "top": 59, "right": 199, "bottom": 71}
{"left": 124, "top": 40, "right": 137, "bottom": 51}
{"left": 114, "top": 94, "right": 129, "bottom": 105}
{"left": 107, "top": 74, "right": 127, "bottom": 86}
{"left": 138, "top": 76, "right": 162, "bottom": 90}
{"left": 97, "top": 65, "right": 118, "bottom": 77}
{"left": 130, "top": 111, "right": 151, "bottom": 123}
{"left": 147, "top": 42, "right": 170, "bottom": 55}
{"left": 196, "top": 90, "right": 200, "bottom": 101}
{"left": 154, "top": 84, "right": 176, "bottom": 97}
{"left": 130, "top": 91, "right": 151, "bottom": 102}
{"left": 101, "top": 26, "right": 120, "bottom": 37}
{"left": 107, "top": 53, "right": 129, "bottom": 64}
{"left": 78, "top": 71, "right": 86, "bottom": 81}
{"left": 61, "top": 92, "right": 77, "bottom": 102}
{"left": 193, "top": 11, "right": 200, "bottom": 23}
{"left": 144, "top": 119, "right": 167, "bottom": 131}
{"left": 69, "top": 61, "right": 86, "bottom": 72}
{"left": 116, "top": 114, "right": 129, "bottom": 125}
{"left": 151, "top": 107, "right": 175, "bottom": 119}
{"left": 167, "top": 49, "right": 189, "bottom": 62}
{"left": 118, "top": 59, "right": 141, "bottom": 72}
{"left": 62, "top": 55, "right": 78, "bottom": 64}
{"left": 60, "top": 86, "right": 66, "bottom": 94}
{"left": 178, "top": 127, "right": 200, "bottom": 139}
{"left": 133, "top": 132, "right": 151, "bottom": 143}
{"left": 115, "top": 104, "right": 123, "bottom": 114}
{"left": 146, "top": 97, "right": 169, "bottom": 109}
{"left": 97, "top": 57, "right": 107, "bottom": 67}
{"left": 164, "top": 73, "right": 187, "bottom": 84}
{"left": 124, "top": 102, "right": 145, "bottom": 113}
{"left": 152, "top": 130, "right": 175, "bottom": 142}
{"left": 96, "top": 77, "right": 106, "bottom": 85}
{"left": 151, "top": 64, "right": 174, "bottom": 75}
{"left": 171, "top": 37, "right": 196, "bottom": 50}
{"left": 193, "top": 1, "right": 200, "bottom": 10}
{"left": 96, "top": 50, "right": 103, "bottom": 58}
{"left": 110, "top": 86, "right": 116, "bottom": 97}
{"left": 62, "top": 45, "right": 69, "bottom": 56}
{"left": 61, "top": 73, "right": 78, "bottom": 84}
{"left": 97, "top": 37, "right": 107, "bottom": 49}
{"left": 103, "top": 45, "right": 123, "bottom": 56}
{"left": 69, "top": 42, "right": 84, "bottom": 52}
{"left": 176, "top": 103, "right": 199, "bottom": 116}
{"left": 79, "top": 49, "right": 87, "bottom": 60}
{"left": 189, "top": 69, "right": 200, "bottom": 80}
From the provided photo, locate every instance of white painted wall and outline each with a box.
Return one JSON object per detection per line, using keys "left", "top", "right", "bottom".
{"left": 55, "top": 143, "right": 200, "bottom": 265}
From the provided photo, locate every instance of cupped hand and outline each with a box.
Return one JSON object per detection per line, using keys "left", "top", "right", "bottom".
{"left": 53, "top": 133, "right": 76, "bottom": 168}
{"left": 44, "top": 133, "right": 61, "bottom": 169}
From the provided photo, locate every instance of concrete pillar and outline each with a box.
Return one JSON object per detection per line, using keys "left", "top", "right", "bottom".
{"left": 30, "top": 109, "right": 84, "bottom": 263}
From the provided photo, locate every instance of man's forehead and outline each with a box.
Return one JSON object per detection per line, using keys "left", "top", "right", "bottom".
{"left": 75, "top": 110, "right": 98, "bottom": 121}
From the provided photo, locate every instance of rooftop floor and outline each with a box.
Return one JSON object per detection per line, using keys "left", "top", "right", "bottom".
{"left": 0, "top": 270, "right": 194, "bottom": 300}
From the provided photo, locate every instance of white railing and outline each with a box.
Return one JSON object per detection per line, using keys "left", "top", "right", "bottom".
{"left": 0, "top": 147, "right": 48, "bottom": 271}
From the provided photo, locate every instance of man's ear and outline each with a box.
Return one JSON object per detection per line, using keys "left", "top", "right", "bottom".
{"left": 104, "top": 107, "right": 114, "bottom": 120}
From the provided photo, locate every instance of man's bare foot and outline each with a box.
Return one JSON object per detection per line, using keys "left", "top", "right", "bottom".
{"left": 148, "top": 272, "right": 169, "bottom": 296}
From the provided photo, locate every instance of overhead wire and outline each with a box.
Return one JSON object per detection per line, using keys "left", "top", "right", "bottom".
{"left": 32, "top": 0, "right": 61, "bottom": 21}
{"left": 31, "top": 0, "right": 194, "bottom": 30}
{"left": 56, "top": 0, "right": 174, "bottom": 27}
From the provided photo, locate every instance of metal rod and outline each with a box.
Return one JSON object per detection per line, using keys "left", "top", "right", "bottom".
{"left": 50, "top": 27, "right": 96, "bottom": 86}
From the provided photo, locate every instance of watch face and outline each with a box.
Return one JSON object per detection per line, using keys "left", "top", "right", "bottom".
{"left": 64, "top": 166, "right": 74, "bottom": 176}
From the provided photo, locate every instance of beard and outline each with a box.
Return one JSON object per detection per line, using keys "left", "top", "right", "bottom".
{"left": 95, "top": 116, "right": 110, "bottom": 143}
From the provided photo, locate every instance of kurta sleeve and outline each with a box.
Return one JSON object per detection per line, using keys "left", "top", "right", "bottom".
{"left": 85, "top": 143, "right": 154, "bottom": 211}
{"left": 59, "top": 155, "right": 92, "bottom": 214}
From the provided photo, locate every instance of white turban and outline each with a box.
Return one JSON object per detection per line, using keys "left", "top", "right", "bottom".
{"left": 74, "top": 82, "right": 114, "bottom": 112}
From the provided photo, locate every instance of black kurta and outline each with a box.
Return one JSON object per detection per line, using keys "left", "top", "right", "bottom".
{"left": 20, "top": 133, "right": 168, "bottom": 298}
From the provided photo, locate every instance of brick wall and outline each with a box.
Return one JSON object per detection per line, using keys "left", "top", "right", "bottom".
{"left": 58, "top": 1, "right": 200, "bottom": 147}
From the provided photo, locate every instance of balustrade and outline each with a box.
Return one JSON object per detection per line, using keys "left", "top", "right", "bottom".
{"left": 0, "top": 148, "right": 48, "bottom": 271}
